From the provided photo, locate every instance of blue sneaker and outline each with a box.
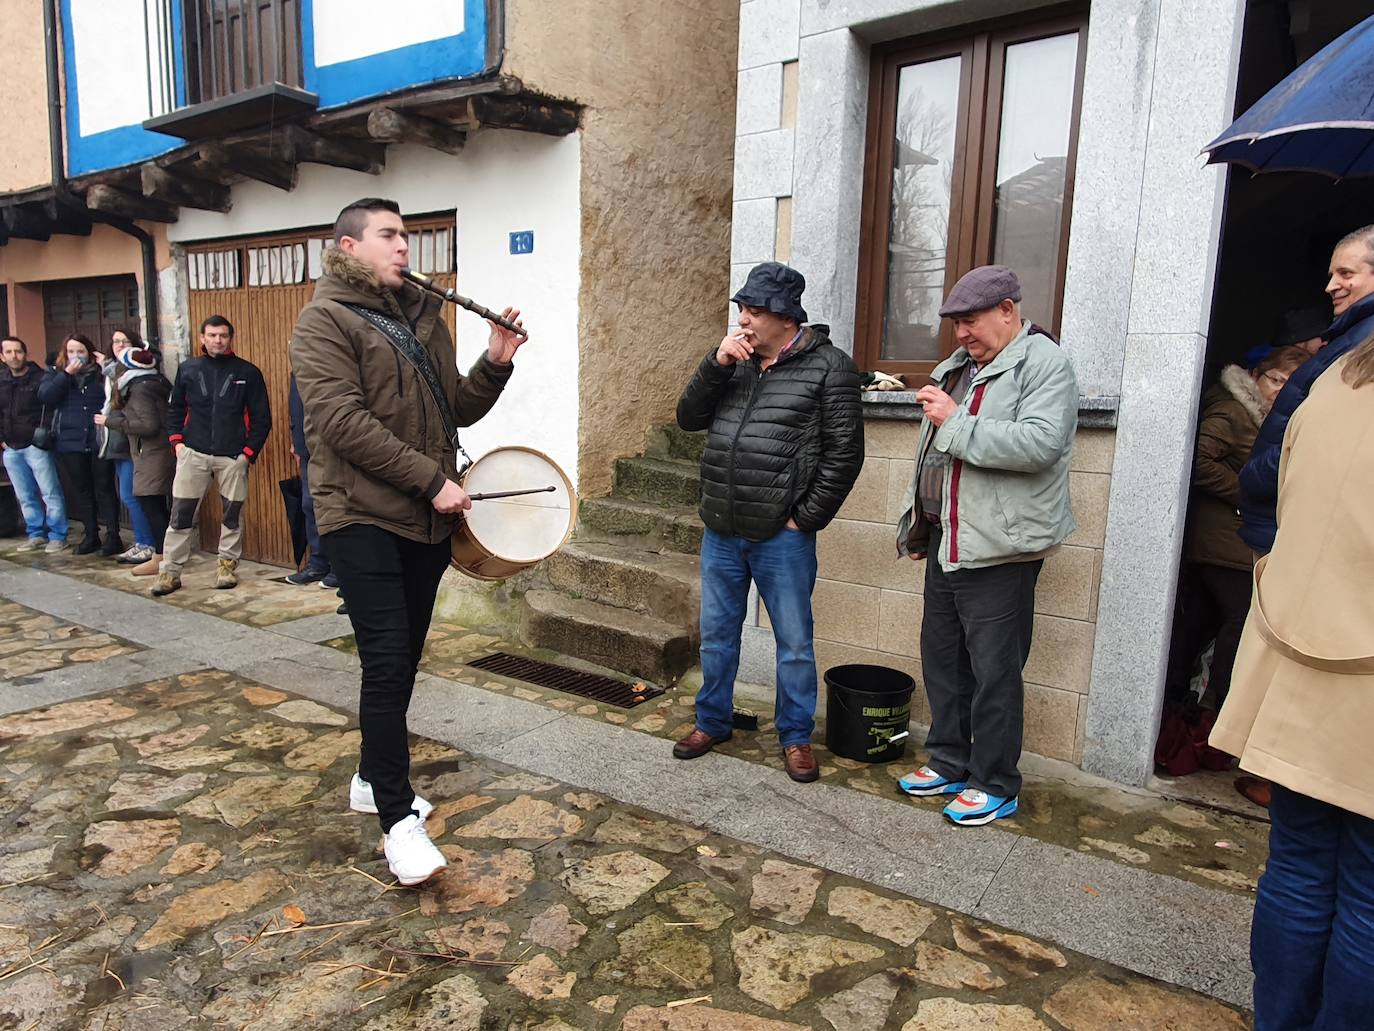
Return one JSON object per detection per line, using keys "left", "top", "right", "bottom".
{"left": 943, "top": 789, "right": 1018, "bottom": 826}
{"left": 898, "top": 765, "right": 967, "bottom": 797}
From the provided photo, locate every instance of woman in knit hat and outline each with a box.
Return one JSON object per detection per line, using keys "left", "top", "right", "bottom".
{"left": 100, "top": 345, "right": 174, "bottom": 576}
{"left": 95, "top": 328, "right": 157, "bottom": 563}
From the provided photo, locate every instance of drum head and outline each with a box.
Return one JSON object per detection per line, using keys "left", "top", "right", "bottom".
{"left": 463, "top": 448, "right": 575, "bottom": 563}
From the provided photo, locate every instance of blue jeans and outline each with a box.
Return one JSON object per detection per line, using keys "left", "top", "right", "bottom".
{"left": 300, "top": 455, "right": 328, "bottom": 573}
{"left": 2, "top": 446, "right": 68, "bottom": 540}
{"left": 114, "top": 458, "right": 154, "bottom": 547}
{"left": 696, "top": 527, "right": 818, "bottom": 747}
{"left": 1252, "top": 784, "right": 1374, "bottom": 1030}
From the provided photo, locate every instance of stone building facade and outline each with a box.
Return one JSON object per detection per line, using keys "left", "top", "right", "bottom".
{"left": 728, "top": 0, "right": 1251, "bottom": 786}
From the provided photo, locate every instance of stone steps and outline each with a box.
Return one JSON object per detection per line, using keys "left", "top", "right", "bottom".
{"left": 545, "top": 542, "right": 700, "bottom": 626}
{"left": 613, "top": 456, "right": 701, "bottom": 508}
{"left": 520, "top": 589, "right": 697, "bottom": 685}
{"left": 577, "top": 497, "right": 704, "bottom": 555}
{"left": 645, "top": 424, "right": 707, "bottom": 464}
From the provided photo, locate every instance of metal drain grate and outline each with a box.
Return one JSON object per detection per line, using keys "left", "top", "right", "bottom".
{"left": 467, "top": 652, "right": 662, "bottom": 708}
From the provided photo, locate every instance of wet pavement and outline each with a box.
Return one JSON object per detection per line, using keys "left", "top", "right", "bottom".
{"left": 321, "top": 625, "right": 1270, "bottom": 899}
{"left": 0, "top": 544, "right": 1262, "bottom": 1027}
{"left": 1, "top": 668, "right": 1248, "bottom": 1030}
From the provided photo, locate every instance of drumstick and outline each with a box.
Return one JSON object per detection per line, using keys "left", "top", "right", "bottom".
{"left": 468, "top": 486, "right": 557, "bottom": 501}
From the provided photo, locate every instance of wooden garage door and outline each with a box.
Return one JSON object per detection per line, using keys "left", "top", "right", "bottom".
{"left": 184, "top": 215, "right": 458, "bottom": 567}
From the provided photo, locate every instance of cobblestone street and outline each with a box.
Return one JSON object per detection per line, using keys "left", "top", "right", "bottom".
{"left": 0, "top": 546, "right": 1259, "bottom": 1028}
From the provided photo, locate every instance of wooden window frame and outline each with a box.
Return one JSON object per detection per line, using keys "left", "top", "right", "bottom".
{"left": 854, "top": 7, "right": 1088, "bottom": 381}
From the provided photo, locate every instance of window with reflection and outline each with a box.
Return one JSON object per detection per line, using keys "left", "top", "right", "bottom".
{"left": 855, "top": 12, "right": 1087, "bottom": 378}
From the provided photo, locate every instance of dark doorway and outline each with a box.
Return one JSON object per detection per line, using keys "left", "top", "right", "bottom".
{"left": 1158, "top": 0, "right": 1374, "bottom": 809}
{"left": 41, "top": 275, "right": 140, "bottom": 363}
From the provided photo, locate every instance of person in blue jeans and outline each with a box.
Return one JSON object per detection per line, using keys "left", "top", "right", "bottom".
{"left": 1210, "top": 329, "right": 1374, "bottom": 1030}
{"left": 673, "top": 262, "right": 863, "bottom": 782}
{"left": 0, "top": 336, "right": 68, "bottom": 552}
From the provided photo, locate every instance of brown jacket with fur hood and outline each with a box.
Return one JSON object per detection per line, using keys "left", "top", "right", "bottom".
{"left": 289, "top": 249, "right": 513, "bottom": 544}
{"left": 1184, "top": 364, "right": 1267, "bottom": 571}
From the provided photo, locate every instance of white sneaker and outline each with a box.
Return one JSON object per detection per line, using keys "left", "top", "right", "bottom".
{"left": 16, "top": 537, "right": 45, "bottom": 553}
{"left": 383, "top": 814, "right": 448, "bottom": 886}
{"left": 44, "top": 539, "right": 69, "bottom": 555}
{"left": 349, "top": 773, "right": 433, "bottom": 821}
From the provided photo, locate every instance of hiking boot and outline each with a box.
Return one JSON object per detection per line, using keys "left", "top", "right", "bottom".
{"left": 898, "top": 765, "right": 968, "bottom": 797}
{"left": 783, "top": 743, "right": 820, "bottom": 783}
{"left": 151, "top": 573, "right": 181, "bottom": 597}
{"left": 44, "top": 538, "right": 69, "bottom": 555}
{"left": 75, "top": 535, "right": 101, "bottom": 556}
{"left": 286, "top": 566, "right": 328, "bottom": 586}
{"left": 99, "top": 534, "right": 126, "bottom": 557}
{"left": 131, "top": 554, "right": 162, "bottom": 577}
{"left": 943, "top": 789, "right": 1018, "bottom": 827}
{"left": 673, "top": 728, "right": 732, "bottom": 760}
{"left": 383, "top": 814, "right": 448, "bottom": 886}
{"left": 349, "top": 774, "right": 433, "bottom": 821}
{"left": 214, "top": 559, "right": 239, "bottom": 589}
{"left": 16, "top": 537, "right": 45, "bottom": 553}
{"left": 117, "top": 543, "right": 154, "bottom": 564}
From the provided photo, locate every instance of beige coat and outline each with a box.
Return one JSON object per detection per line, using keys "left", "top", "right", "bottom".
{"left": 1210, "top": 357, "right": 1374, "bottom": 820}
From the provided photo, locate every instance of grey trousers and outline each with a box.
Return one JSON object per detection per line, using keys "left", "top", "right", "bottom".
{"left": 920, "top": 523, "right": 1043, "bottom": 799}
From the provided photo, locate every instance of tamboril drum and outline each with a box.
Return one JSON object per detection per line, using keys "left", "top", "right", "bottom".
{"left": 450, "top": 446, "right": 578, "bottom": 580}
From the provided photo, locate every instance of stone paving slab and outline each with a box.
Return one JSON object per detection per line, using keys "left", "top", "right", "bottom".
{"left": 0, "top": 671, "right": 1250, "bottom": 1030}
{"left": 0, "top": 557, "right": 1260, "bottom": 1009}
{"left": 0, "top": 536, "right": 342, "bottom": 627}
{"left": 321, "top": 621, "right": 1270, "bottom": 898}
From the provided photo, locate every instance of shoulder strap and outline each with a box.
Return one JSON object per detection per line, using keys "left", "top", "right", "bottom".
{"left": 343, "top": 302, "right": 472, "bottom": 473}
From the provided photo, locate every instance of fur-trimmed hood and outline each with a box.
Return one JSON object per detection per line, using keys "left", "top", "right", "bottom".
{"left": 318, "top": 246, "right": 425, "bottom": 323}
{"left": 1218, "top": 363, "right": 1267, "bottom": 427}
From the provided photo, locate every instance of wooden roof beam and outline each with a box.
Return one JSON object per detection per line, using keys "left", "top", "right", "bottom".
{"left": 86, "top": 185, "right": 178, "bottom": 224}
{"left": 197, "top": 143, "right": 297, "bottom": 192}
{"left": 366, "top": 107, "right": 466, "bottom": 154}
{"left": 282, "top": 125, "right": 386, "bottom": 174}
{"left": 141, "top": 164, "right": 232, "bottom": 213}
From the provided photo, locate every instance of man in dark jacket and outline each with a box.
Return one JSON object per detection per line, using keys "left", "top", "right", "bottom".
{"left": 290, "top": 197, "right": 523, "bottom": 886}
{"left": 285, "top": 374, "right": 332, "bottom": 587}
{"left": 673, "top": 262, "right": 863, "bottom": 782}
{"left": 1239, "top": 225, "right": 1374, "bottom": 554}
{"left": 0, "top": 336, "right": 68, "bottom": 552}
{"left": 153, "top": 315, "right": 272, "bottom": 596}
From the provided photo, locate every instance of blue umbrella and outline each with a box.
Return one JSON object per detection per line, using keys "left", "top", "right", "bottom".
{"left": 1203, "top": 14, "right": 1374, "bottom": 178}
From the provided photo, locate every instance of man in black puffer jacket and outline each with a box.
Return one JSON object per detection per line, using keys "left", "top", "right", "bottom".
{"left": 154, "top": 315, "right": 272, "bottom": 596}
{"left": 673, "top": 262, "right": 863, "bottom": 782}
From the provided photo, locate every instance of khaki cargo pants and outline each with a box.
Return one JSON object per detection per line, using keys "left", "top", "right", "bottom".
{"left": 160, "top": 447, "right": 250, "bottom": 575}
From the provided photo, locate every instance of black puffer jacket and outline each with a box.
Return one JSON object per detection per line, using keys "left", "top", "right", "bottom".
{"left": 0, "top": 362, "right": 48, "bottom": 448}
{"left": 677, "top": 325, "right": 863, "bottom": 541}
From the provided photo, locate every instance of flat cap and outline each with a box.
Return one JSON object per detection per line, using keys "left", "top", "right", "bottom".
{"left": 939, "top": 265, "right": 1022, "bottom": 317}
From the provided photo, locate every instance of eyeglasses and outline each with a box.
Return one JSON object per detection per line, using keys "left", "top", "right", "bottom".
{"left": 1261, "top": 372, "right": 1289, "bottom": 388}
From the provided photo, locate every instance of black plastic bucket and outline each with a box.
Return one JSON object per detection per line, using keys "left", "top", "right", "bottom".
{"left": 824, "top": 664, "right": 916, "bottom": 764}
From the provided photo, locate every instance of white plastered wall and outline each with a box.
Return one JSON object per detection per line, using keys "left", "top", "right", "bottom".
{"left": 168, "top": 135, "right": 582, "bottom": 487}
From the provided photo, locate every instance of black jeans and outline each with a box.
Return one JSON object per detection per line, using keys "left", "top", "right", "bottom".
{"left": 58, "top": 451, "right": 119, "bottom": 540}
{"left": 136, "top": 494, "right": 170, "bottom": 553}
{"left": 325, "top": 523, "right": 451, "bottom": 832}
{"left": 1192, "top": 563, "right": 1252, "bottom": 705}
{"left": 920, "top": 523, "right": 1043, "bottom": 799}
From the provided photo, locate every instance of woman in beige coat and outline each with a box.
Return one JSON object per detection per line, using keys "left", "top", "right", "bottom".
{"left": 1210, "top": 335, "right": 1374, "bottom": 1030}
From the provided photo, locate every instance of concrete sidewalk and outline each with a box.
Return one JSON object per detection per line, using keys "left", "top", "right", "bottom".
{"left": 0, "top": 554, "right": 1259, "bottom": 1020}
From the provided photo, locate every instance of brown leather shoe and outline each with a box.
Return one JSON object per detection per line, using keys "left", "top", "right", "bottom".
{"left": 673, "top": 728, "right": 732, "bottom": 760}
{"left": 783, "top": 744, "right": 820, "bottom": 783}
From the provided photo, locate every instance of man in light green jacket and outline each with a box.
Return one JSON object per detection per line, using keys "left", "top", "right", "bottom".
{"left": 894, "top": 265, "right": 1078, "bottom": 827}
